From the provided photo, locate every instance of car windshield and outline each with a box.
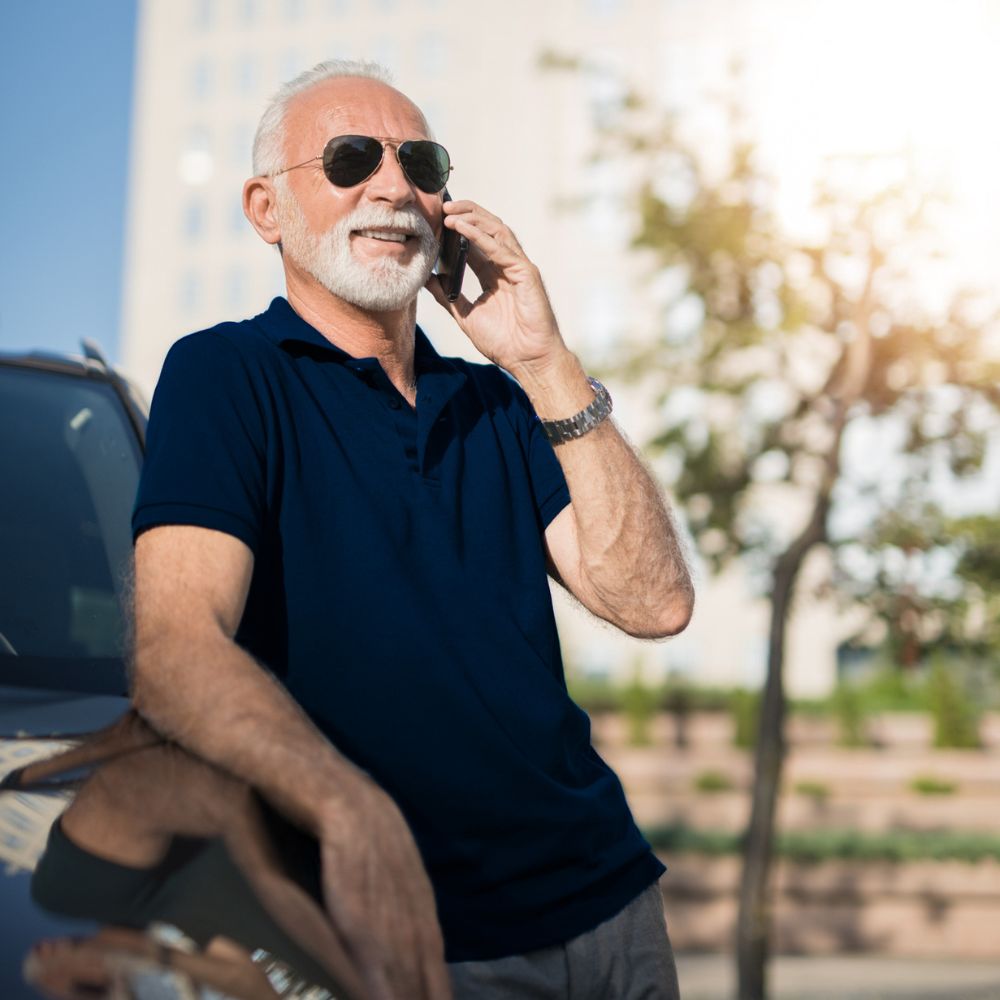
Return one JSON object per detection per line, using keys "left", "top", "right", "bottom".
{"left": 0, "top": 366, "right": 140, "bottom": 672}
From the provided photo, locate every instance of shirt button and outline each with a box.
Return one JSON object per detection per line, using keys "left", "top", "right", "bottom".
{"left": 388, "top": 397, "right": 402, "bottom": 410}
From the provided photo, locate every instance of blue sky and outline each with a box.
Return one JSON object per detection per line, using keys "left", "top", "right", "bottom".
{"left": 0, "top": 1, "right": 137, "bottom": 362}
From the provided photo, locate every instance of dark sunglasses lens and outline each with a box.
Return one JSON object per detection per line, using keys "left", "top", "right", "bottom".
{"left": 323, "top": 135, "right": 384, "bottom": 187}
{"left": 398, "top": 141, "right": 451, "bottom": 194}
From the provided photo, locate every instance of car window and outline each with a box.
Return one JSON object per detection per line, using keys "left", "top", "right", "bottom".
{"left": 0, "top": 367, "right": 140, "bottom": 665}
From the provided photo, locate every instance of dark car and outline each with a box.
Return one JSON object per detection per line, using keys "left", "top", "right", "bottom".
{"left": 0, "top": 346, "right": 342, "bottom": 1000}
{"left": 0, "top": 342, "right": 143, "bottom": 999}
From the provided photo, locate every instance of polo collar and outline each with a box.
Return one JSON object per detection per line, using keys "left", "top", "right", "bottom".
{"left": 253, "top": 296, "right": 458, "bottom": 375}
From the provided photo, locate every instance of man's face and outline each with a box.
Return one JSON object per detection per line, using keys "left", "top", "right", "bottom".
{"left": 273, "top": 77, "right": 444, "bottom": 312}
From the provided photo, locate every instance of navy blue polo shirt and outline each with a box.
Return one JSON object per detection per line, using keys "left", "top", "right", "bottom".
{"left": 133, "top": 296, "right": 663, "bottom": 961}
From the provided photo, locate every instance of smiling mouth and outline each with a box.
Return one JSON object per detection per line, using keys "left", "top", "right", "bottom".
{"left": 353, "top": 229, "right": 412, "bottom": 244}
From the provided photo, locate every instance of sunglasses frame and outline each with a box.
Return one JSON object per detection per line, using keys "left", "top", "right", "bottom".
{"left": 272, "top": 134, "right": 453, "bottom": 194}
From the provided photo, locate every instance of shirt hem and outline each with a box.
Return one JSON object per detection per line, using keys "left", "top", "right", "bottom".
{"left": 442, "top": 849, "right": 666, "bottom": 962}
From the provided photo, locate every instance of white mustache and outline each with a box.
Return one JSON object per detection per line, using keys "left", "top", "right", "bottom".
{"left": 339, "top": 206, "right": 435, "bottom": 241}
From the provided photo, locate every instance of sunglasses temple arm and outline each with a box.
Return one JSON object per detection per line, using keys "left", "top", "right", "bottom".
{"left": 271, "top": 154, "right": 324, "bottom": 178}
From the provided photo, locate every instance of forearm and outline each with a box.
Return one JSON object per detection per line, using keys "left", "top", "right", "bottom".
{"left": 510, "top": 348, "right": 694, "bottom": 637}
{"left": 131, "top": 630, "right": 368, "bottom": 835}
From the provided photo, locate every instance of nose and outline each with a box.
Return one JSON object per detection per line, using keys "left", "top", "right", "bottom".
{"left": 362, "top": 142, "right": 415, "bottom": 207}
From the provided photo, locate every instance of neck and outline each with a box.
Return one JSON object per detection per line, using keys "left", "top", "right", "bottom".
{"left": 284, "top": 270, "right": 419, "bottom": 396}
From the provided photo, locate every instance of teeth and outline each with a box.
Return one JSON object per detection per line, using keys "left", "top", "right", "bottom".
{"left": 357, "top": 230, "right": 408, "bottom": 243}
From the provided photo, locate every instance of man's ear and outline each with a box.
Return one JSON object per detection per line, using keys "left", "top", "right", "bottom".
{"left": 243, "top": 176, "right": 282, "bottom": 246}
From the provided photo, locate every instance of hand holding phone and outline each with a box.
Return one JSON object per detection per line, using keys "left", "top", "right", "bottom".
{"left": 436, "top": 189, "right": 470, "bottom": 302}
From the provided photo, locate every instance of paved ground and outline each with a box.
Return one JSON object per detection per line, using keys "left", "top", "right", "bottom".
{"left": 675, "top": 953, "right": 1000, "bottom": 1000}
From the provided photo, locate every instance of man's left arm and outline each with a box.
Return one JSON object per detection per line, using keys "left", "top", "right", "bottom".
{"left": 513, "top": 351, "right": 693, "bottom": 639}
{"left": 426, "top": 199, "right": 694, "bottom": 640}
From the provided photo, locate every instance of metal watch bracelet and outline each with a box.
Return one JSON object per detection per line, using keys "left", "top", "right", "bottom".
{"left": 539, "top": 377, "right": 613, "bottom": 445}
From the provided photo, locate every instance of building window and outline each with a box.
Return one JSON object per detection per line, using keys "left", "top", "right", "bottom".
{"left": 326, "top": 0, "right": 350, "bottom": 14}
{"left": 226, "top": 267, "right": 248, "bottom": 310}
{"left": 182, "top": 198, "right": 205, "bottom": 240}
{"left": 192, "top": 58, "right": 214, "bottom": 101}
{"left": 238, "top": 0, "right": 261, "bottom": 25}
{"left": 283, "top": 0, "right": 305, "bottom": 20}
{"left": 179, "top": 272, "right": 202, "bottom": 313}
{"left": 230, "top": 199, "right": 249, "bottom": 236}
{"left": 235, "top": 54, "right": 259, "bottom": 97}
{"left": 193, "top": 0, "right": 215, "bottom": 29}
{"left": 232, "top": 121, "right": 254, "bottom": 168}
{"left": 186, "top": 124, "right": 213, "bottom": 152}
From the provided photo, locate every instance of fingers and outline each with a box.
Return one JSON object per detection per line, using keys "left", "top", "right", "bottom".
{"left": 443, "top": 199, "right": 524, "bottom": 249}
{"left": 442, "top": 200, "right": 527, "bottom": 268}
{"left": 318, "top": 785, "right": 450, "bottom": 1000}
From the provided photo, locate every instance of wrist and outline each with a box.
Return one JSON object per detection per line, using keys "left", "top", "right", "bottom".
{"left": 505, "top": 345, "right": 578, "bottom": 390}
{"left": 507, "top": 350, "right": 595, "bottom": 420}
{"left": 314, "top": 764, "right": 388, "bottom": 830}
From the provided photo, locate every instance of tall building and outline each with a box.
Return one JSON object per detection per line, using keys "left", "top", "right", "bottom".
{"left": 120, "top": 0, "right": 846, "bottom": 698}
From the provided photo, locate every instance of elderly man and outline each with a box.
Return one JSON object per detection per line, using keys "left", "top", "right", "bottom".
{"left": 130, "top": 60, "right": 693, "bottom": 1000}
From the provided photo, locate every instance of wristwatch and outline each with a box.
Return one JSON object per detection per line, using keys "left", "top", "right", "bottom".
{"left": 539, "top": 377, "right": 613, "bottom": 445}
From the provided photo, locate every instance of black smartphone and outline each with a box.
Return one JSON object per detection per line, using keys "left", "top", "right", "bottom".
{"left": 437, "top": 189, "right": 470, "bottom": 302}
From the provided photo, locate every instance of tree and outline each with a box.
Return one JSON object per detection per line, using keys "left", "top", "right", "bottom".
{"left": 836, "top": 506, "right": 1000, "bottom": 680}
{"left": 544, "top": 54, "right": 1000, "bottom": 1000}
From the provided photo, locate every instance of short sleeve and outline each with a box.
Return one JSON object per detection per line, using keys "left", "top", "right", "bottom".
{"left": 132, "top": 332, "right": 267, "bottom": 553}
{"left": 500, "top": 372, "right": 572, "bottom": 529}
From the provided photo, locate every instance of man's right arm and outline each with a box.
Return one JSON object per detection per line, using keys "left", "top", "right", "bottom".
{"left": 132, "top": 524, "right": 452, "bottom": 1000}
{"left": 132, "top": 524, "right": 354, "bottom": 828}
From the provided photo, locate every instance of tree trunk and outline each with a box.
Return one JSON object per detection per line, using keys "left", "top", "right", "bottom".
{"left": 734, "top": 538, "right": 806, "bottom": 1000}
{"left": 735, "top": 435, "right": 843, "bottom": 1000}
{"left": 736, "top": 503, "right": 833, "bottom": 998}
{"left": 735, "top": 251, "right": 875, "bottom": 999}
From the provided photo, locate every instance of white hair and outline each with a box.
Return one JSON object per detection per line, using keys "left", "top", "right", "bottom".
{"left": 253, "top": 59, "right": 405, "bottom": 177}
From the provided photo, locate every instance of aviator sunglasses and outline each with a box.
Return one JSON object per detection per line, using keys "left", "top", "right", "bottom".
{"left": 273, "top": 134, "right": 453, "bottom": 194}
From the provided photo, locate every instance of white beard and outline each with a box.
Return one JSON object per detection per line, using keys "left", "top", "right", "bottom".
{"left": 275, "top": 183, "right": 439, "bottom": 312}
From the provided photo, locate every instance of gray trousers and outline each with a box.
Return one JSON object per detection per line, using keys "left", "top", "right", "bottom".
{"left": 447, "top": 880, "right": 680, "bottom": 1000}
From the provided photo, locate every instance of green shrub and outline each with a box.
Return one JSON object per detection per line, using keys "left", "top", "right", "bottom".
{"left": 831, "top": 683, "right": 867, "bottom": 747}
{"left": 789, "top": 697, "right": 829, "bottom": 717}
{"left": 861, "top": 663, "right": 926, "bottom": 712}
{"left": 793, "top": 780, "right": 830, "bottom": 804}
{"left": 666, "top": 685, "right": 733, "bottom": 713}
{"left": 731, "top": 689, "right": 760, "bottom": 748}
{"left": 643, "top": 823, "right": 1000, "bottom": 863}
{"left": 644, "top": 823, "right": 741, "bottom": 856}
{"left": 621, "top": 674, "right": 658, "bottom": 746}
{"left": 566, "top": 676, "right": 619, "bottom": 714}
{"left": 910, "top": 774, "right": 958, "bottom": 795}
{"left": 927, "top": 657, "right": 981, "bottom": 748}
{"left": 693, "top": 769, "right": 734, "bottom": 793}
